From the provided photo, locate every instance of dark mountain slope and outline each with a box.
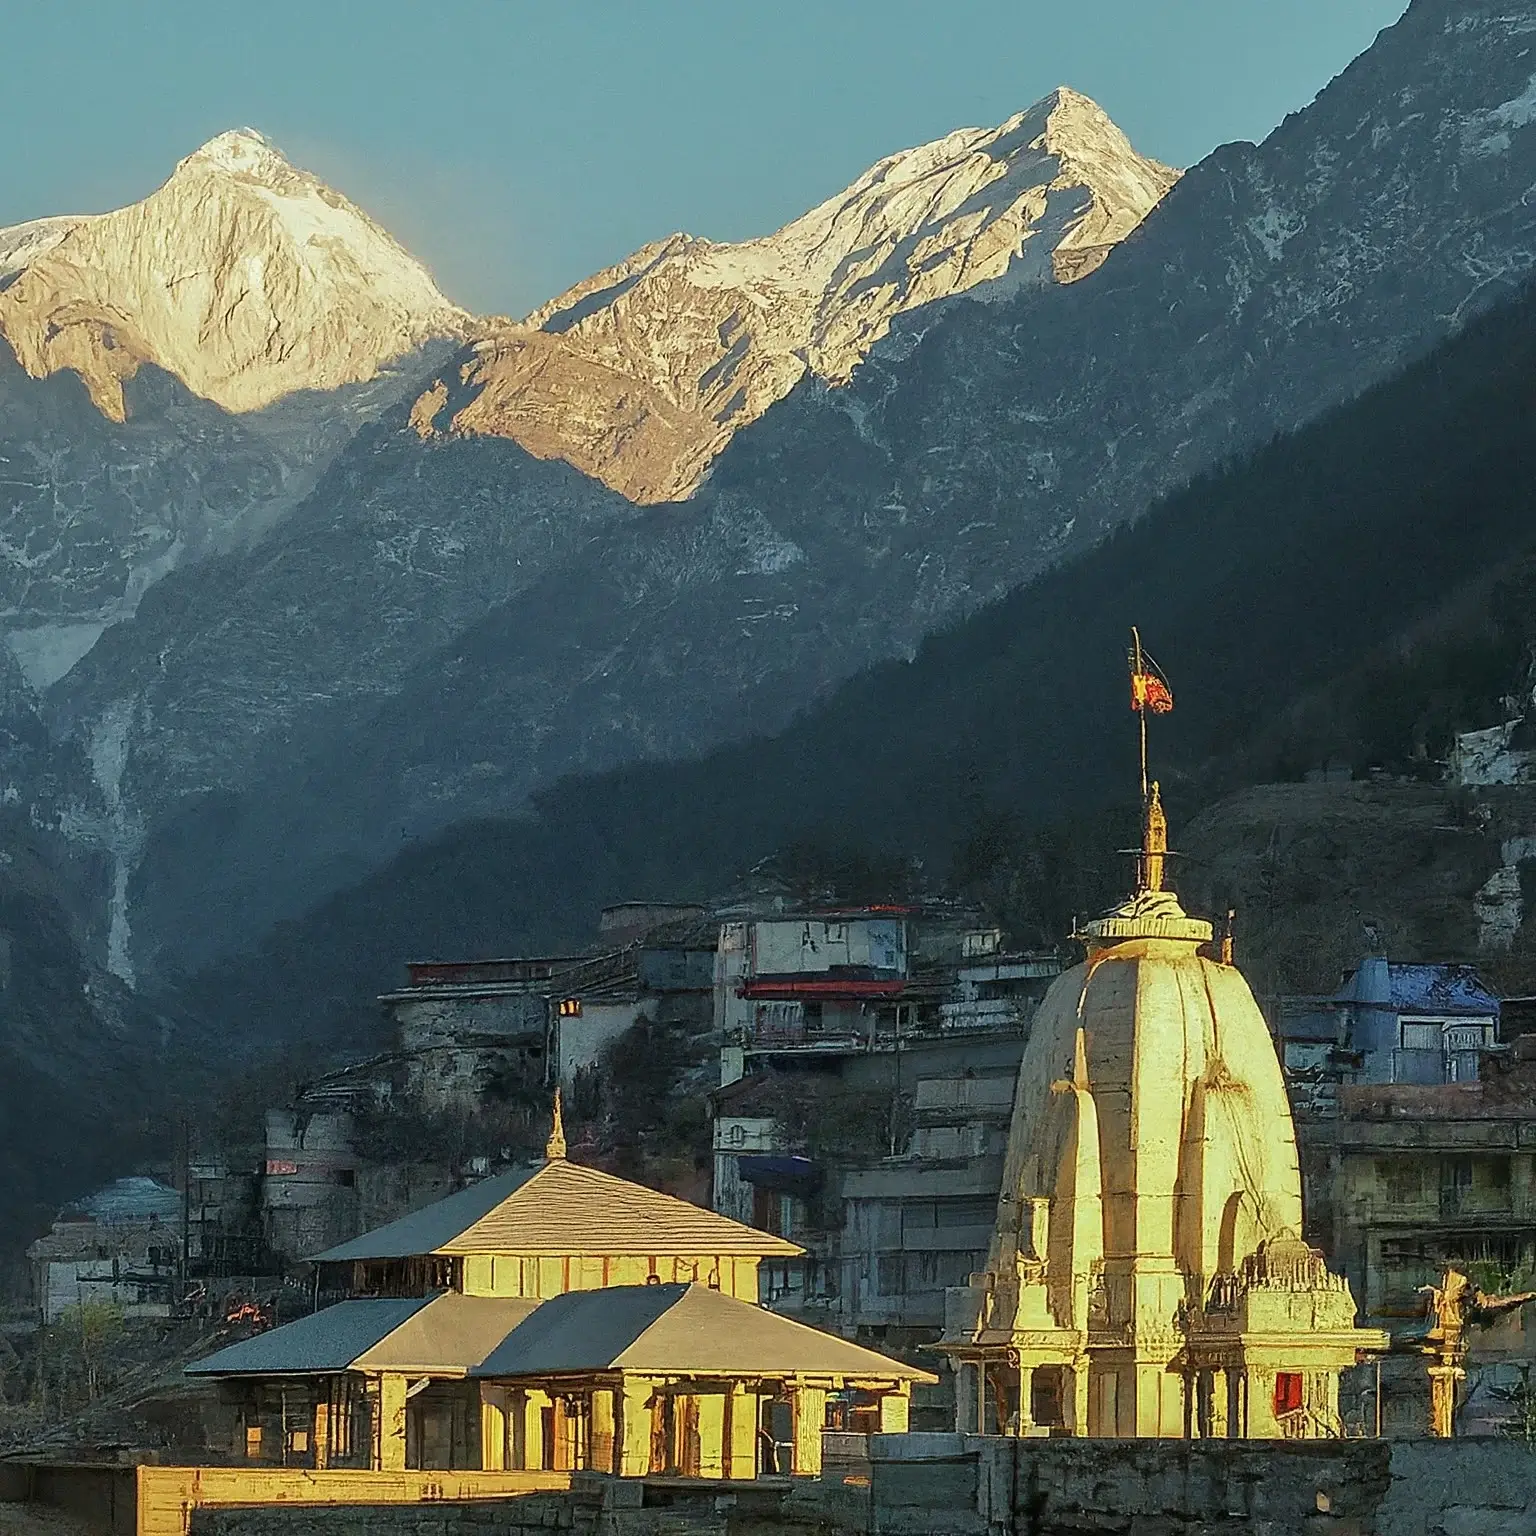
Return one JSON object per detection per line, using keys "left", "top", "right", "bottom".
{"left": 0, "top": 817, "right": 179, "bottom": 1277}
{"left": 165, "top": 269, "right": 1536, "bottom": 1052}
{"left": 57, "top": 0, "right": 1536, "bottom": 979}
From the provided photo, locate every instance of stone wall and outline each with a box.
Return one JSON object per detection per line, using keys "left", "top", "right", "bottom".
{"left": 868, "top": 1433, "right": 1536, "bottom": 1536}
{"left": 189, "top": 1479, "right": 856, "bottom": 1536}
{"left": 178, "top": 1439, "right": 1536, "bottom": 1536}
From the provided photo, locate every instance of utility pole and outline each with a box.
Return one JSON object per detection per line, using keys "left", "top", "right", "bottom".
{"left": 180, "top": 1118, "right": 192, "bottom": 1292}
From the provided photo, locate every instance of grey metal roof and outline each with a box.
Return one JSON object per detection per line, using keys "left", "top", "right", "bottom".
{"left": 310, "top": 1167, "right": 538, "bottom": 1261}
{"left": 186, "top": 1297, "right": 432, "bottom": 1376}
{"left": 471, "top": 1284, "right": 935, "bottom": 1383}
{"left": 65, "top": 1177, "right": 182, "bottom": 1225}
{"left": 471, "top": 1285, "right": 685, "bottom": 1376}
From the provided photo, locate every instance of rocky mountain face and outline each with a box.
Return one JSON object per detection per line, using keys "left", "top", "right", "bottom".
{"left": 412, "top": 89, "right": 1177, "bottom": 503}
{"left": 30, "top": 0, "right": 1536, "bottom": 983}
{"left": 0, "top": 132, "right": 468, "bottom": 689}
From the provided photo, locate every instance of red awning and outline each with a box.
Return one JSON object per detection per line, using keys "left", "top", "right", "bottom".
{"left": 739, "top": 977, "right": 906, "bottom": 1000}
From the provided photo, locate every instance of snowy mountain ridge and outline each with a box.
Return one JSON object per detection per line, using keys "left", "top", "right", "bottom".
{"left": 415, "top": 88, "right": 1178, "bottom": 503}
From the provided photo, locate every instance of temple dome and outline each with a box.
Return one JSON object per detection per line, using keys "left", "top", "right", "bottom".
{"left": 945, "top": 858, "right": 1383, "bottom": 1436}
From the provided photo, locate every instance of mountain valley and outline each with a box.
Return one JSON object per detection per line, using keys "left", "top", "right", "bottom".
{"left": 44, "top": 0, "right": 1536, "bottom": 980}
{"left": 6, "top": 0, "right": 1536, "bottom": 1254}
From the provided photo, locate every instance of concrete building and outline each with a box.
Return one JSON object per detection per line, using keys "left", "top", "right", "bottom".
{"left": 1272, "top": 959, "right": 1500, "bottom": 1094}
{"left": 708, "top": 905, "right": 1064, "bottom": 1380}
{"left": 1294, "top": 1040, "right": 1536, "bottom": 1436}
{"left": 28, "top": 1178, "right": 184, "bottom": 1323}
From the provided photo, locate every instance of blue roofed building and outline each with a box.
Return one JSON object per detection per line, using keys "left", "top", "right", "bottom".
{"left": 1271, "top": 958, "right": 1500, "bottom": 1092}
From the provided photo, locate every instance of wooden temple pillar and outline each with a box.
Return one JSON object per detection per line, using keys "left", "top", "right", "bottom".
{"left": 375, "top": 1374, "right": 408, "bottom": 1471}
{"left": 788, "top": 1382, "right": 826, "bottom": 1476}
{"left": 591, "top": 1388, "right": 617, "bottom": 1473}
{"left": 696, "top": 1390, "right": 726, "bottom": 1477}
{"left": 618, "top": 1377, "right": 656, "bottom": 1477}
{"left": 479, "top": 1385, "right": 507, "bottom": 1469}
{"left": 312, "top": 1395, "right": 331, "bottom": 1469}
{"left": 725, "top": 1384, "right": 758, "bottom": 1478}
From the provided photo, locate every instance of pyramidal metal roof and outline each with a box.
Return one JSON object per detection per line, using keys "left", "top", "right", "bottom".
{"left": 311, "top": 1167, "right": 539, "bottom": 1261}
{"left": 186, "top": 1297, "right": 431, "bottom": 1376}
{"left": 471, "top": 1283, "right": 935, "bottom": 1382}
{"left": 311, "top": 1158, "right": 802, "bottom": 1263}
{"left": 187, "top": 1293, "right": 542, "bottom": 1378}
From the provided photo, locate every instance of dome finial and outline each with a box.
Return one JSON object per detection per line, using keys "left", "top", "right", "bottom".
{"left": 545, "top": 1088, "right": 567, "bottom": 1161}
{"left": 1141, "top": 780, "right": 1167, "bottom": 893}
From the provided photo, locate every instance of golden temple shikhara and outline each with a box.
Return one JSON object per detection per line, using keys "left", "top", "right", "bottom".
{"left": 939, "top": 636, "right": 1387, "bottom": 1437}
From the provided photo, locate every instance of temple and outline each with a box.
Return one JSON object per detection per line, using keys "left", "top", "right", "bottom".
{"left": 940, "top": 647, "right": 1386, "bottom": 1438}
{"left": 190, "top": 1099, "right": 931, "bottom": 1475}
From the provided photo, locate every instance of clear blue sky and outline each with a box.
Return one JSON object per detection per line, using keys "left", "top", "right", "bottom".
{"left": 0, "top": 1, "right": 1409, "bottom": 318}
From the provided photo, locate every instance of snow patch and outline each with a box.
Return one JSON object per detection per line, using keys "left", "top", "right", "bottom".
{"left": 87, "top": 701, "right": 142, "bottom": 987}
{"left": 1464, "top": 72, "right": 1536, "bottom": 156}
{"left": 4, "top": 621, "right": 109, "bottom": 689}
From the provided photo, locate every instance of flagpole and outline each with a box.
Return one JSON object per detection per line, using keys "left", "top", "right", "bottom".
{"left": 1131, "top": 625, "right": 1148, "bottom": 806}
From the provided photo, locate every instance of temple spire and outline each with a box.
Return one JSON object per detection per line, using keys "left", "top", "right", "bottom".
{"left": 545, "top": 1088, "right": 567, "bottom": 1161}
{"left": 1140, "top": 782, "right": 1167, "bottom": 894}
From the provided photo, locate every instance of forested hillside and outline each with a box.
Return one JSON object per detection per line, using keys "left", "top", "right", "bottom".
{"left": 168, "top": 274, "right": 1536, "bottom": 1056}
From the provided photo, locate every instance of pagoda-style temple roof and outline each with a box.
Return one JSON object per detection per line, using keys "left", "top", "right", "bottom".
{"left": 188, "top": 1293, "right": 540, "bottom": 1378}
{"left": 471, "top": 1283, "right": 936, "bottom": 1383}
{"left": 313, "top": 1160, "right": 803, "bottom": 1263}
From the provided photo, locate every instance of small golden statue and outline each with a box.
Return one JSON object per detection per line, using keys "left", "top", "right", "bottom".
{"left": 1419, "top": 1267, "right": 1536, "bottom": 1437}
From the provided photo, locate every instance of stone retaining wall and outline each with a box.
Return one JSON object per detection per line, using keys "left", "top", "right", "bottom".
{"left": 867, "top": 1434, "right": 1536, "bottom": 1536}
{"left": 180, "top": 1439, "right": 1536, "bottom": 1536}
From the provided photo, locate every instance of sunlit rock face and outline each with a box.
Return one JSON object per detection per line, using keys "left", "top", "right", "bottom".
{"left": 416, "top": 88, "right": 1177, "bottom": 503}
{"left": 945, "top": 807, "right": 1383, "bottom": 1438}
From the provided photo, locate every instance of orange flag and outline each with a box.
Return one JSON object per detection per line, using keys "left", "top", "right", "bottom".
{"left": 1131, "top": 669, "right": 1173, "bottom": 714}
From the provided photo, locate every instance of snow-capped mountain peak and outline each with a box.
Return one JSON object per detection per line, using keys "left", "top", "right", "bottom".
{"left": 419, "top": 87, "right": 1176, "bottom": 503}
{"left": 0, "top": 127, "right": 471, "bottom": 419}
{"left": 178, "top": 126, "right": 292, "bottom": 180}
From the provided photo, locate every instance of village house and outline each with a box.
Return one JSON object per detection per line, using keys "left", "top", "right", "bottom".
{"left": 1288, "top": 1036, "right": 1536, "bottom": 1435}
{"left": 28, "top": 1178, "right": 184, "bottom": 1324}
{"left": 256, "top": 908, "right": 720, "bottom": 1266}
{"left": 1271, "top": 958, "right": 1500, "bottom": 1095}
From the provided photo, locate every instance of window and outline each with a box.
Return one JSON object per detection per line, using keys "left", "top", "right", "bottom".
{"left": 1379, "top": 1159, "right": 1424, "bottom": 1204}
{"left": 1481, "top": 1157, "right": 1512, "bottom": 1191}
{"left": 558, "top": 998, "right": 583, "bottom": 1018}
{"left": 727, "top": 1124, "right": 745, "bottom": 1148}
{"left": 1273, "top": 1373, "right": 1304, "bottom": 1416}
{"left": 1400, "top": 1021, "right": 1442, "bottom": 1051}
{"left": 936, "top": 1196, "right": 999, "bottom": 1227}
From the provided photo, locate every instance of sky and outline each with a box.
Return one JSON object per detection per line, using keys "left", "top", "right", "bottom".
{"left": 0, "top": 1, "right": 1410, "bottom": 319}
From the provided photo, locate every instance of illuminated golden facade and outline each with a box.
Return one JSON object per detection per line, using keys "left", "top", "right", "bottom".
{"left": 943, "top": 784, "right": 1386, "bottom": 1437}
